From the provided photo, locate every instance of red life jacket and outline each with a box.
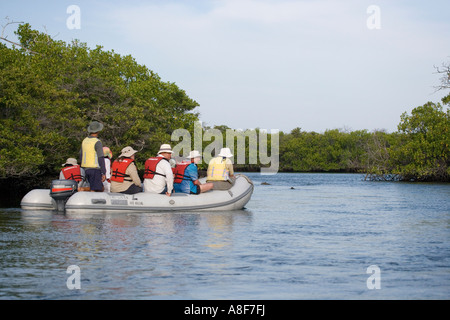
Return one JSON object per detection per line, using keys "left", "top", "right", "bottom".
{"left": 61, "top": 165, "right": 83, "bottom": 182}
{"left": 110, "top": 158, "right": 134, "bottom": 182}
{"left": 143, "top": 157, "right": 168, "bottom": 179}
{"left": 173, "top": 162, "right": 194, "bottom": 184}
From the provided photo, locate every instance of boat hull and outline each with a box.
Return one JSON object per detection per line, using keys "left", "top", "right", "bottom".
{"left": 21, "top": 175, "right": 253, "bottom": 213}
{"left": 21, "top": 189, "right": 55, "bottom": 210}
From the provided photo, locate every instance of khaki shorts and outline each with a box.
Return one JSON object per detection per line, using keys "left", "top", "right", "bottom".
{"left": 207, "top": 179, "right": 235, "bottom": 190}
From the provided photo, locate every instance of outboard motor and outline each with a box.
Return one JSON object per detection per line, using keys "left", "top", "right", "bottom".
{"left": 50, "top": 179, "right": 78, "bottom": 212}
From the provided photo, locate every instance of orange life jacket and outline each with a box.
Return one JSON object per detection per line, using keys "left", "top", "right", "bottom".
{"left": 110, "top": 158, "right": 134, "bottom": 182}
{"left": 61, "top": 165, "right": 83, "bottom": 182}
{"left": 173, "top": 162, "right": 194, "bottom": 184}
{"left": 143, "top": 157, "right": 168, "bottom": 179}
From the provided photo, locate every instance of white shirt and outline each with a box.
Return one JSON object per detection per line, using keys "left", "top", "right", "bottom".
{"left": 143, "top": 155, "right": 174, "bottom": 194}
{"left": 103, "top": 158, "right": 111, "bottom": 192}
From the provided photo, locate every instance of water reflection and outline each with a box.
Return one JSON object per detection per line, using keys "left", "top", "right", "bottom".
{"left": 7, "top": 209, "right": 253, "bottom": 298}
{"left": 21, "top": 210, "right": 251, "bottom": 255}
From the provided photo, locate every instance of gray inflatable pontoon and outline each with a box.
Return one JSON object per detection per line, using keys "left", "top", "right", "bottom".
{"left": 21, "top": 174, "right": 253, "bottom": 213}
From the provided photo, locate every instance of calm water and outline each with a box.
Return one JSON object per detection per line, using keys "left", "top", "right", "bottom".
{"left": 0, "top": 173, "right": 449, "bottom": 300}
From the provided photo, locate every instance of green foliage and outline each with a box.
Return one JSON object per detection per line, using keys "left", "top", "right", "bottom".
{"left": 0, "top": 24, "right": 199, "bottom": 177}
{"left": 388, "top": 99, "right": 449, "bottom": 181}
{"left": 279, "top": 128, "right": 372, "bottom": 173}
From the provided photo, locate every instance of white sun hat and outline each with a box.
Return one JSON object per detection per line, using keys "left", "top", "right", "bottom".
{"left": 158, "top": 144, "right": 173, "bottom": 154}
{"left": 218, "top": 147, "right": 233, "bottom": 158}
{"left": 187, "top": 150, "right": 202, "bottom": 159}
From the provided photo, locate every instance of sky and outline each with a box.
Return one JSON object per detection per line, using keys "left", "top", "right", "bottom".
{"left": 1, "top": 0, "right": 449, "bottom": 133}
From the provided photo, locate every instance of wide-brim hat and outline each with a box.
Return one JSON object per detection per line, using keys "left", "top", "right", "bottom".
{"left": 119, "top": 146, "right": 137, "bottom": 158}
{"left": 87, "top": 121, "right": 104, "bottom": 133}
{"left": 62, "top": 158, "right": 78, "bottom": 166}
{"left": 218, "top": 147, "right": 233, "bottom": 157}
{"left": 187, "top": 150, "right": 202, "bottom": 159}
{"left": 158, "top": 144, "right": 173, "bottom": 154}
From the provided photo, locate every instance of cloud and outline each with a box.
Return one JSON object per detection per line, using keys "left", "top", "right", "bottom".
{"left": 109, "top": 1, "right": 364, "bottom": 56}
{"left": 104, "top": 0, "right": 450, "bottom": 132}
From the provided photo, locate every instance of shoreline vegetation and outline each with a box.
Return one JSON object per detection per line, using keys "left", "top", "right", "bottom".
{"left": 1, "top": 24, "right": 449, "bottom": 205}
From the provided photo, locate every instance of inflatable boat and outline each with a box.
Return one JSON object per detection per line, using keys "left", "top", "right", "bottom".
{"left": 20, "top": 174, "right": 254, "bottom": 213}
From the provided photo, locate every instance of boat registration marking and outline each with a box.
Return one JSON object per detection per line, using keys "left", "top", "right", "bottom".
{"left": 111, "top": 199, "right": 128, "bottom": 205}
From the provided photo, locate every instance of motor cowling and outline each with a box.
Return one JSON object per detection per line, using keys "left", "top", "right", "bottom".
{"left": 50, "top": 179, "right": 78, "bottom": 211}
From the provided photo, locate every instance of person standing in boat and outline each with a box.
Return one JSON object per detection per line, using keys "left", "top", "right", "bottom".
{"left": 102, "top": 146, "right": 113, "bottom": 192}
{"left": 173, "top": 150, "right": 214, "bottom": 195}
{"left": 59, "top": 157, "right": 89, "bottom": 191}
{"left": 110, "top": 146, "right": 142, "bottom": 194}
{"left": 143, "top": 144, "right": 174, "bottom": 196}
{"left": 79, "top": 121, "right": 106, "bottom": 192}
{"left": 206, "top": 147, "right": 235, "bottom": 190}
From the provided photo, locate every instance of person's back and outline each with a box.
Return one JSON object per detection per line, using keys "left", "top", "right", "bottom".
{"left": 175, "top": 150, "right": 213, "bottom": 194}
{"left": 81, "top": 136, "right": 100, "bottom": 168}
{"left": 143, "top": 144, "right": 174, "bottom": 195}
{"left": 173, "top": 162, "right": 197, "bottom": 194}
{"left": 207, "top": 156, "right": 232, "bottom": 181}
{"left": 60, "top": 164, "right": 83, "bottom": 182}
{"left": 80, "top": 121, "right": 106, "bottom": 192}
{"left": 110, "top": 146, "right": 142, "bottom": 194}
{"left": 59, "top": 158, "right": 88, "bottom": 191}
{"left": 206, "top": 148, "right": 235, "bottom": 190}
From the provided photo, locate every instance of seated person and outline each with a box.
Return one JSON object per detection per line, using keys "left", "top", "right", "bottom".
{"left": 60, "top": 158, "right": 89, "bottom": 191}
{"left": 206, "top": 147, "right": 235, "bottom": 190}
{"left": 174, "top": 150, "right": 213, "bottom": 195}
{"left": 110, "top": 146, "right": 142, "bottom": 194}
{"left": 143, "top": 144, "right": 174, "bottom": 196}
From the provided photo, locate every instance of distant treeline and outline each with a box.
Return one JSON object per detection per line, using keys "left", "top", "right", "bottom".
{"left": 1, "top": 23, "right": 449, "bottom": 185}
{"left": 208, "top": 97, "right": 449, "bottom": 182}
{"left": 276, "top": 98, "right": 449, "bottom": 182}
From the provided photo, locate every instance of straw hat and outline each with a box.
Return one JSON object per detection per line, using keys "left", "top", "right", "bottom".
{"left": 119, "top": 146, "right": 138, "bottom": 158}
{"left": 87, "top": 121, "right": 104, "bottom": 133}
{"left": 158, "top": 144, "right": 173, "bottom": 154}
{"left": 218, "top": 147, "right": 233, "bottom": 158}
{"left": 62, "top": 158, "right": 78, "bottom": 166}
{"left": 187, "top": 150, "right": 202, "bottom": 159}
